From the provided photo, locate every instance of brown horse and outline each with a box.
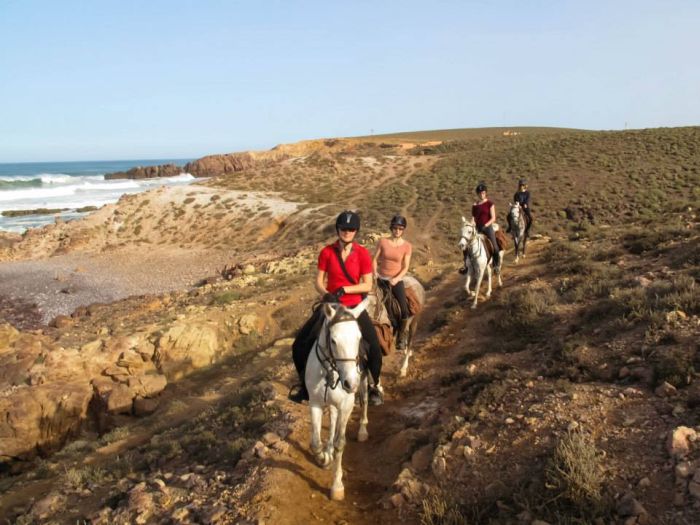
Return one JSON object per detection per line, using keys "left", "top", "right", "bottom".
{"left": 368, "top": 275, "right": 425, "bottom": 377}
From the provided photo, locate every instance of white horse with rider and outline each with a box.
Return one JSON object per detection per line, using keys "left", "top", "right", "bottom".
{"left": 508, "top": 202, "right": 528, "bottom": 263}
{"left": 458, "top": 216, "right": 503, "bottom": 309}
{"left": 305, "top": 299, "right": 372, "bottom": 501}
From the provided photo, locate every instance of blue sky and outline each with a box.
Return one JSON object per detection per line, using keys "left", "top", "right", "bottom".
{"left": 1, "top": 0, "right": 699, "bottom": 162}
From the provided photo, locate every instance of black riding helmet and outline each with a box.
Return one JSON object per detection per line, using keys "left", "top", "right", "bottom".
{"left": 518, "top": 179, "right": 527, "bottom": 186}
{"left": 390, "top": 214, "right": 407, "bottom": 229}
{"left": 475, "top": 183, "right": 488, "bottom": 194}
{"left": 335, "top": 210, "right": 360, "bottom": 231}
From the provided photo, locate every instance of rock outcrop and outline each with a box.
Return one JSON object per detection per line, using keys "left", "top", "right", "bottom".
{"left": 183, "top": 153, "right": 261, "bottom": 177}
{"left": 104, "top": 164, "right": 183, "bottom": 180}
{"left": 0, "top": 305, "right": 267, "bottom": 468}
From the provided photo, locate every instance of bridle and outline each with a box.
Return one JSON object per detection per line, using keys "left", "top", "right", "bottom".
{"left": 314, "top": 307, "right": 361, "bottom": 398}
{"left": 460, "top": 224, "right": 483, "bottom": 262}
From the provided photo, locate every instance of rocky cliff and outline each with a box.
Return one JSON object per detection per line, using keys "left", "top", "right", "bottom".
{"left": 104, "top": 163, "right": 184, "bottom": 180}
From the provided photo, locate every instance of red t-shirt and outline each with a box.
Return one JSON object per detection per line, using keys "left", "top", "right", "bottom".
{"left": 472, "top": 199, "right": 493, "bottom": 228}
{"left": 318, "top": 241, "right": 372, "bottom": 307}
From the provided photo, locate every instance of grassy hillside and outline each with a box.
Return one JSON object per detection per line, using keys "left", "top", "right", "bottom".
{"left": 349, "top": 125, "right": 586, "bottom": 143}
{"left": 210, "top": 126, "right": 699, "bottom": 260}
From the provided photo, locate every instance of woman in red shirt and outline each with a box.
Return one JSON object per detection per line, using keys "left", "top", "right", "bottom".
{"left": 289, "top": 211, "right": 384, "bottom": 406}
{"left": 373, "top": 214, "right": 412, "bottom": 349}
{"left": 472, "top": 183, "right": 501, "bottom": 272}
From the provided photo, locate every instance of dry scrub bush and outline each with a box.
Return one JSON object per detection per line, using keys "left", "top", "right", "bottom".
{"left": 495, "top": 286, "right": 558, "bottom": 337}
{"left": 420, "top": 494, "right": 469, "bottom": 525}
{"left": 546, "top": 430, "right": 605, "bottom": 511}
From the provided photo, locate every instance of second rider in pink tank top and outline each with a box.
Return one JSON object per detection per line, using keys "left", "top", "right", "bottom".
{"left": 372, "top": 215, "right": 413, "bottom": 349}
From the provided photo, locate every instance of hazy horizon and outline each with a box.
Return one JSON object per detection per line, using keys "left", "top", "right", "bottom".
{"left": 2, "top": 1, "right": 699, "bottom": 162}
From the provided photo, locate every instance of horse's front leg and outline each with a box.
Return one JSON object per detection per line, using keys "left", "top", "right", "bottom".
{"left": 465, "top": 265, "right": 475, "bottom": 297}
{"left": 357, "top": 373, "right": 369, "bottom": 442}
{"left": 323, "top": 405, "right": 338, "bottom": 468}
{"left": 310, "top": 405, "right": 331, "bottom": 468}
{"left": 331, "top": 397, "right": 354, "bottom": 501}
{"left": 399, "top": 317, "right": 413, "bottom": 377}
{"left": 485, "top": 262, "right": 494, "bottom": 297}
{"left": 513, "top": 236, "right": 520, "bottom": 263}
{"left": 496, "top": 253, "right": 503, "bottom": 287}
{"left": 472, "top": 267, "right": 484, "bottom": 309}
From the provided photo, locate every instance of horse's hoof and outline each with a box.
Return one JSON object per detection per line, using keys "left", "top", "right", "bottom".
{"left": 399, "top": 367, "right": 407, "bottom": 378}
{"left": 315, "top": 452, "right": 331, "bottom": 468}
{"left": 330, "top": 487, "right": 345, "bottom": 501}
{"left": 468, "top": 291, "right": 476, "bottom": 297}
{"left": 471, "top": 304, "right": 477, "bottom": 310}
{"left": 357, "top": 428, "right": 369, "bottom": 442}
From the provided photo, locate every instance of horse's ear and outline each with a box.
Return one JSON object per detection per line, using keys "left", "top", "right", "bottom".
{"left": 461, "top": 216, "right": 467, "bottom": 225}
{"left": 323, "top": 303, "right": 336, "bottom": 319}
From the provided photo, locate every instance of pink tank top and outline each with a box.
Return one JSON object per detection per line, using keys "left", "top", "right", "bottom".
{"left": 377, "top": 238, "right": 412, "bottom": 278}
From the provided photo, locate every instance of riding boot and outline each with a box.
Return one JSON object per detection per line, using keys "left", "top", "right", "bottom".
{"left": 288, "top": 371, "right": 309, "bottom": 404}
{"left": 369, "top": 382, "right": 384, "bottom": 406}
{"left": 396, "top": 318, "right": 410, "bottom": 350}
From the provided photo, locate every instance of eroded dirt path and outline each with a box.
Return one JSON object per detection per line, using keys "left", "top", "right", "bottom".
{"left": 251, "top": 243, "right": 545, "bottom": 524}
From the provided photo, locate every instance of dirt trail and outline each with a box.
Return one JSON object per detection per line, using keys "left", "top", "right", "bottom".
{"left": 253, "top": 243, "right": 544, "bottom": 524}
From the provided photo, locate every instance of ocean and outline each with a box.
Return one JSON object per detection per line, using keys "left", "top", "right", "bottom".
{"left": 0, "top": 159, "right": 195, "bottom": 233}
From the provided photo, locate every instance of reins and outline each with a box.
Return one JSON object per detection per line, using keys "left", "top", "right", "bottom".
{"left": 314, "top": 308, "right": 360, "bottom": 401}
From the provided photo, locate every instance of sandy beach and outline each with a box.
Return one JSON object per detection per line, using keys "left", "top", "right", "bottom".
{"left": 0, "top": 246, "right": 233, "bottom": 327}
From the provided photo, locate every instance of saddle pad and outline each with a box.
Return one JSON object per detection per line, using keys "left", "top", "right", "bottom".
{"left": 406, "top": 286, "right": 422, "bottom": 316}
{"left": 373, "top": 321, "right": 393, "bottom": 356}
{"left": 495, "top": 229, "right": 509, "bottom": 251}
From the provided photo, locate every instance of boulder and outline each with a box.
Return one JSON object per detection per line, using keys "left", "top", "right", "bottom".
{"left": 133, "top": 396, "right": 160, "bottom": 416}
{"left": 238, "top": 314, "right": 263, "bottom": 336}
{"left": 0, "top": 381, "right": 92, "bottom": 461}
{"left": 155, "top": 321, "right": 224, "bottom": 380}
{"left": 127, "top": 374, "right": 167, "bottom": 398}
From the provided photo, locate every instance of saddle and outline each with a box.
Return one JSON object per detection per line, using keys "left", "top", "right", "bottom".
{"left": 480, "top": 226, "right": 509, "bottom": 258}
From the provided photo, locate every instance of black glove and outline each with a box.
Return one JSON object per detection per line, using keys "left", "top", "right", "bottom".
{"left": 322, "top": 293, "right": 336, "bottom": 303}
{"left": 334, "top": 287, "right": 346, "bottom": 300}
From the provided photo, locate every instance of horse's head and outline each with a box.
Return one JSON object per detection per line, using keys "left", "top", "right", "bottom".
{"left": 458, "top": 216, "right": 477, "bottom": 251}
{"left": 509, "top": 202, "right": 521, "bottom": 221}
{"left": 322, "top": 299, "right": 366, "bottom": 393}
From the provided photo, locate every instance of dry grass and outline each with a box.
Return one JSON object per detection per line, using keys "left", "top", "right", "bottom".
{"left": 546, "top": 430, "right": 606, "bottom": 512}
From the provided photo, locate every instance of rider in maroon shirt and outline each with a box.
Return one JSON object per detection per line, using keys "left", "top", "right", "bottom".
{"left": 471, "top": 183, "right": 501, "bottom": 272}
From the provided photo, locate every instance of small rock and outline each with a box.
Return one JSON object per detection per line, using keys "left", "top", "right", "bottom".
{"left": 638, "top": 477, "right": 651, "bottom": 488}
{"left": 616, "top": 492, "right": 647, "bottom": 518}
{"left": 262, "top": 432, "right": 281, "bottom": 446}
{"left": 431, "top": 456, "right": 447, "bottom": 478}
{"left": 410, "top": 444, "right": 433, "bottom": 472}
{"left": 675, "top": 461, "right": 693, "bottom": 479}
{"left": 689, "top": 481, "right": 700, "bottom": 499}
{"left": 619, "top": 366, "right": 630, "bottom": 379}
{"left": 655, "top": 382, "right": 678, "bottom": 397}
{"left": 505, "top": 417, "right": 515, "bottom": 425}
{"left": 668, "top": 426, "right": 697, "bottom": 458}
{"left": 390, "top": 493, "right": 405, "bottom": 508}
{"left": 666, "top": 310, "right": 687, "bottom": 324}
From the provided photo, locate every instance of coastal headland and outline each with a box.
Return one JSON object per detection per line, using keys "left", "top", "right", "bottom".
{"left": 1, "top": 126, "right": 699, "bottom": 524}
